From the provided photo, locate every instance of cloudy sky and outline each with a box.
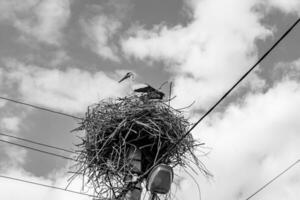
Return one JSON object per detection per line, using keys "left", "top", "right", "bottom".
{"left": 0, "top": 0, "right": 300, "bottom": 199}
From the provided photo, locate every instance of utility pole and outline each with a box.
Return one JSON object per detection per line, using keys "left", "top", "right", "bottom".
{"left": 125, "top": 148, "right": 142, "bottom": 200}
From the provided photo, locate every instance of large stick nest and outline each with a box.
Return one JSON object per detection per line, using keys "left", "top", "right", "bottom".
{"left": 72, "top": 94, "right": 208, "bottom": 199}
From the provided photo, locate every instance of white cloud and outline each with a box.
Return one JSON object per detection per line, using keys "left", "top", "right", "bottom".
{"left": 3, "top": 59, "right": 130, "bottom": 114}
{"left": 0, "top": 116, "right": 21, "bottom": 132}
{"left": 81, "top": 15, "right": 121, "bottom": 61}
{"left": 176, "top": 78, "right": 300, "bottom": 200}
{"left": 0, "top": 67, "right": 3, "bottom": 84}
{"left": 0, "top": 165, "right": 92, "bottom": 200}
{"left": 265, "top": 0, "right": 300, "bottom": 14}
{"left": 122, "top": 0, "right": 273, "bottom": 110}
{"left": 0, "top": 147, "right": 27, "bottom": 168}
{"left": 0, "top": 0, "right": 37, "bottom": 18}
{"left": 0, "top": 0, "right": 71, "bottom": 45}
{"left": 0, "top": 68, "right": 5, "bottom": 108}
{"left": 80, "top": 0, "right": 134, "bottom": 62}
{"left": 0, "top": 143, "right": 92, "bottom": 200}
{"left": 272, "top": 58, "right": 300, "bottom": 82}
{"left": 49, "top": 50, "right": 70, "bottom": 67}
{"left": 0, "top": 101, "right": 5, "bottom": 108}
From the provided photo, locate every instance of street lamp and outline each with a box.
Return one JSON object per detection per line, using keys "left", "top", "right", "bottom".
{"left": 146, "top": 164, "right": 173, "bottom": 199}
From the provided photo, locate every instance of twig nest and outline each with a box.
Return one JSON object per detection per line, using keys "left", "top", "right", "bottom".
{"left": 72, "top": 95, "right": 207, "bottom": 199}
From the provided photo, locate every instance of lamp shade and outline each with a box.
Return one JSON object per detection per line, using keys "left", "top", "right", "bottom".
{"left": 146, "top": 164, "right": 173, "bottom": 194}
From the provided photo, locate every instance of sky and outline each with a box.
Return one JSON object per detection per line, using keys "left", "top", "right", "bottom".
{"left": 0, "top": 0, "right": 300, "bottom": 199}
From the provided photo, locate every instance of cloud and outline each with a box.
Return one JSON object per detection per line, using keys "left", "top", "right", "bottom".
{"left": 0, "top": 139, "right": 92, "bottom": 200}
{"left": 0, "top": 101, "right": 5, "bottom": 108}
{"left": 175, "top": 76, "right": 300, "bottom": 200}
{"left": 122, "top": 0, "right": 275, "bottom": 110}
{"left": 271, "top": 58, "right": 300, "bottom": 82}
{"left": 0, "top": 0, "right": 71, "bottom": 45}
{"left": 0, "top": 116, "right": 21, "bottom": 132}
{"left": 80, "top": 0, "right": 134, "bottom": 62}
{"left": 173, "top": 58, "right": 300, "bottom": 200}
{"left": 49, "top": 50, "right": 70, "bottom": 67}
{"left": 3, "top": 59, "right": 130, "bottom": 114}
{"left": 0, "top": 164, "right": 92, "bottom": 200}
{"left": 265, "top": 0, "right": 300, "bottom": 14}
{"left": 0, "top": 130, "right": 91, "bottom": 200}
{"left": 0, "top": 68, "right": 6, "bottom": 108}
{"left": 81, "top": 15, "right": 121, "bottom": 61}
{"left": 0, "top": 147, "right": 27, "bottom": 168}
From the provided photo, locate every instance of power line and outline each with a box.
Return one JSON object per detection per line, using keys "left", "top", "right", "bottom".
{"left": 0, "top": 96, "right": 82, "bottom": 120}
{"left": 0, "top": 138, "right": 77, "bottom": 162}
{"left": 0, "top": 174, "right": 98, "bottom": 198}
{"left": 245, "top": 159, "right": 300, "bottom": 200}
{"left": 142, "top": 17, "right": 300, "bottom": 177}
{"left": 176, "top": 17, "right": 300, "bottom": 150}
{"left": 0, "top": 131, "right": 75, "bottom": 154}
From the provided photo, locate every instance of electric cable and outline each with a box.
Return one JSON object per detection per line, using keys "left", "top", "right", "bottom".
{"left": 141, "top": 17, "right": 300, "bottom": 178}
{"left": 245, "top": 159, "right": 300, "bottom": 199}
{"left": 0, "top": 138, "right": 77, "bottom": 162}
{"left": 174, "top": 17, "right": 300, "bottom": 154}
{"left": 0, "top": 131, "right": 75, "bottom": 154}
{"left": 0, "top": 174, "right": 98, "bottom": 198}
{"left": 0, "top": 96, "right": 82, "bottom": 120}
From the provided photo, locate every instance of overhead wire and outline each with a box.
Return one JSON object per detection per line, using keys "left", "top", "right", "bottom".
{"left": 0, "top": 131, "right": 75, "bottom": 154}
{"left": 0, "top": 138, "right": 77, "bottom": 162}
{"left": 0, "top": 134, "right": 90, "bottom": 197}
{"left": 0, "top": 174, "right": 98, "bottom": 198}
{"left": 0, "top": 96, "right": 82, "bottom": 120}
{"left": 172, "top": 17, "right": 300, "bottom": 154}
{"left": 140, "top": 17, "right": 300, "bottom": 179}
{"left": 245, "top": 159, "right": 300, "bottom": 200}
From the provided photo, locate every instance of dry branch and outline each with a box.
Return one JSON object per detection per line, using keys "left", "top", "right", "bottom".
{"left": 71, "top": 94, "right": 209, "bottom": 199}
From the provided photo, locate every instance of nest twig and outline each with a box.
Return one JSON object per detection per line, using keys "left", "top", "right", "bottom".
{"left": 71, "top": 94, "right": 209, "bottom": 199}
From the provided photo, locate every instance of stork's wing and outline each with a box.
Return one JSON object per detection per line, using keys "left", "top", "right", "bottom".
{"left": 134, "top": 85, "right": 156, "bottom": 93}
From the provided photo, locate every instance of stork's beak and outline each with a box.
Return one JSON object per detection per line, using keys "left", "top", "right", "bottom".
{"left": 118, "top": 73, "right": 133, "bottom": 83}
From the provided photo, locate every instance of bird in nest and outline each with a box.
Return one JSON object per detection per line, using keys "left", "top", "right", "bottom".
{"left": 119, "top": 72, "right": 134, "bottom": 83}
{"left": 134, "top": 84, "right": 165, "bottom": 100}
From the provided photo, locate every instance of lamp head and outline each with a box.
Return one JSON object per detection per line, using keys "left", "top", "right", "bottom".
{"left": 146, "top": 164, "right": 173, "bottom": 194}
